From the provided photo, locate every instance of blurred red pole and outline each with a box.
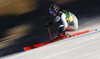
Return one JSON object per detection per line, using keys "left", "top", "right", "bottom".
{"left": 48, "top": 27, "right": 53, "bottom": 41}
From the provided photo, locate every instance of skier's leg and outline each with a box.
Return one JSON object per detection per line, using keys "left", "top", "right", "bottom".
{"left": 72, "top": 14, "right": 78, "bottom": 30}
{"left": 58, "top": 25, "right": 66, "bottom": 37}
{"left": 66, "top": 26, "right": 75, "bottom": 31}
{"left": 58, "top": 25, "right": 71, "bottom": 37}
{"left": 66, "top": 14, "right": 78, "bottom": 31}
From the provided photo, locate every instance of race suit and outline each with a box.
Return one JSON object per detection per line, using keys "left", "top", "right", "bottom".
{"left": 53, "top": 10, "right": 78, "bottom": 34}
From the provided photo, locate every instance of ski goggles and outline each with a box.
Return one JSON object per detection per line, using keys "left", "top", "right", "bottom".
{"left": 50, "top": 11, "right": 54, "bottom": 14}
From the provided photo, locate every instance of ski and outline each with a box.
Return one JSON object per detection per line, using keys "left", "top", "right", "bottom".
{"left": 23, "top": 29, "right": 97, "bottom": 51}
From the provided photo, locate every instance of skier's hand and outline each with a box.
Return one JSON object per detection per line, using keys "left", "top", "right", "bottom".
{"left": 46, "top": 22, "right": 52, "bottom": 27}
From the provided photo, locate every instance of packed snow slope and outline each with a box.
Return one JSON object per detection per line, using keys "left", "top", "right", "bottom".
{"left": 1, "top": 14, "right": 100, "bottom": 59}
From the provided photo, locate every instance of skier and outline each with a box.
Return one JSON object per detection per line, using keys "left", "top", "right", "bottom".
{"left": 46, "top": 4, "right": 78, "bottom": 37}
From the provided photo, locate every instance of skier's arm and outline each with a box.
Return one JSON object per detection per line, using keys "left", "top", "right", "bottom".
{"left": 46, "top": 16, "right": 60, "bottom": 26}
{"left": 60, "top": 13, "right": 68, "bottom": 30}
{"left": 53, "top": 16, "right": 60, "bottom": 23}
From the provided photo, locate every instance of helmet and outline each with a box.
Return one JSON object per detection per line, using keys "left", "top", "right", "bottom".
{"left": 49, "top": 4, "right": 60, "bottom": 14}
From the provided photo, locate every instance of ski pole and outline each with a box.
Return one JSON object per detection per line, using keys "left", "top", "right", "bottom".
{"left": 47, "top": 27, "right": 53, "bottom": 41}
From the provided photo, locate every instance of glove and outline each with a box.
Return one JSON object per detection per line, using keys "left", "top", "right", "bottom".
{"left": 46, "top": 22, "right": 52, "bottom": 27}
